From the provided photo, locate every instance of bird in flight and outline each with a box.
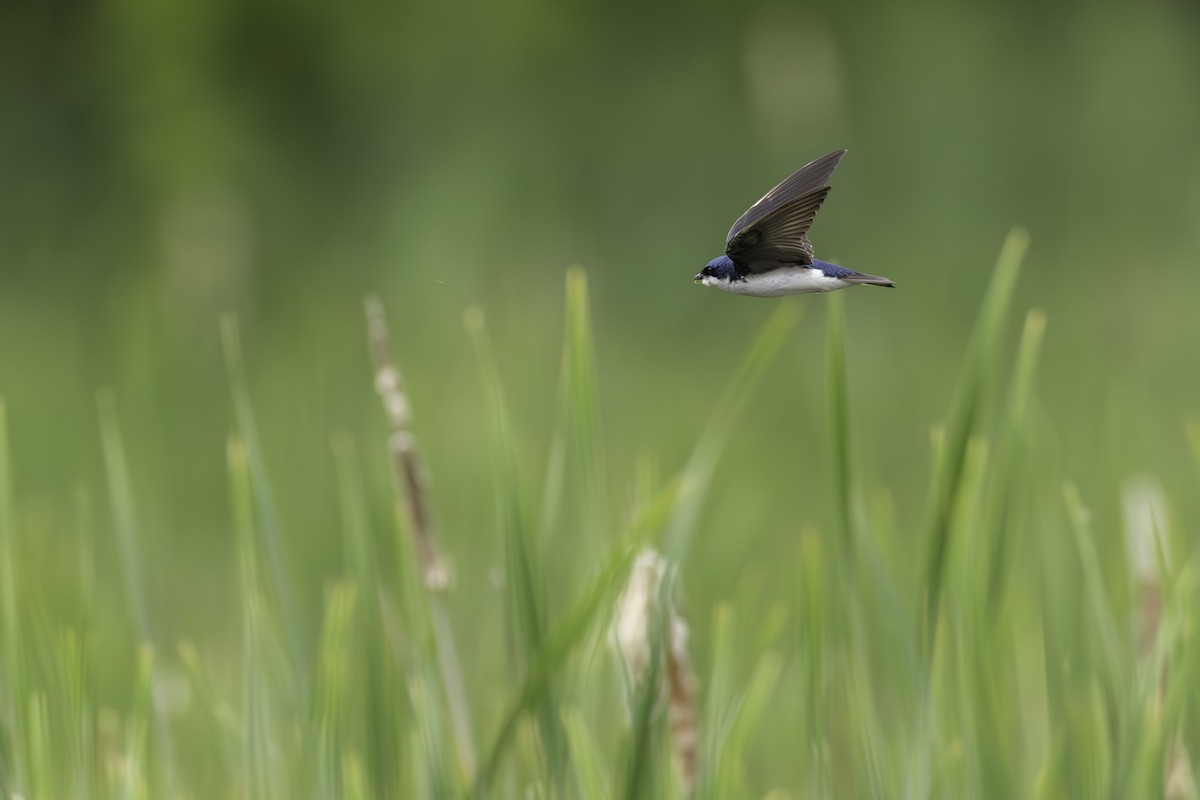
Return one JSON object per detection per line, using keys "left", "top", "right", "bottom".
{"left": 694, "top": 149, "right": 894, "bottom": 296}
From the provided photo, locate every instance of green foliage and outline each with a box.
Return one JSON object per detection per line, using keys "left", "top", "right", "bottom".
{"left": 4, "top": 0, "right": 1200, "bottom": 793}
{"left": 2, "top": 245, "right": 1199, "bottom": 797}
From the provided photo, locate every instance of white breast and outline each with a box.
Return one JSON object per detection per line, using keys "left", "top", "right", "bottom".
{"left": 720, "top": 267, "right": 851, "bottom": 297}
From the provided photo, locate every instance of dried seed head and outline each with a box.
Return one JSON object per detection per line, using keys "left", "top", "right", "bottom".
{"left": 610, "top": 548, "right": 699, "bottom": 794}
{"left": 611, "top": 549, "right": 667, "bottom": 688}
{"left": 1121, "top": 476, "right": 1169, "bottom": 584}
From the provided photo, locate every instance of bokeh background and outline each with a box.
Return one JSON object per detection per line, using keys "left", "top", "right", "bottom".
{"left": 3, "top": 0, "right": 1200, "bottom": 787}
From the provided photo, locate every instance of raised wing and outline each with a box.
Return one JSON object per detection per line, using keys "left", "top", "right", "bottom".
{"left": 725, "top": 149, "right": 846, "bottom": 268}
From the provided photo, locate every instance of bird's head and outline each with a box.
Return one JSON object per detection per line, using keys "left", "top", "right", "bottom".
{"left": 694, "top": 256, "right": 738, "bottom": 287}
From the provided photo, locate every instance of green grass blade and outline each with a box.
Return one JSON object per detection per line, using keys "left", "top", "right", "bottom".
{"left": 98, "top": 394, "right": 176, "bottom": 795}
{"left": 27, "top": 692, "right": 53, "bottom": 799}
{"left": 1062, "top": 483, "right": 1132, "bottom": 724}
{"left": 465, "top": 305, "right": 564, "bottom": 791}
{"left": 378, "top": 542, "right": 459, "bottom": 796}
{"left": 983, "top": 309, "right": 1047, "bottom": 620}
{"left": 97, "top": 392, "right": 152, "bottom": 643}
{"left": 110, "top": 644, "right": 155, "bottom": 800}
{"left": 923, "top": 227, "right": 1028, "bottom": 652}
{"left": 60, "top": 629, "right": 93, "bottom": 800}
{"left": 560, "top": 265, "right": 609, "bottom": 540}
{"left": 707, "top": 649, "right": 784, "bottom": 798}
{"left": 220, "top": 317, "right": 304, "bottom": 673}
{"left": 661, "top": 303, "right": 800, "bottom": 563}
{"left": 228, "top": 436, "right": 279, "bottom": 798}
{"left": 0, "top": 400, "right": 26, "bottom": 794}
{"left": 311, "top": 580, "right": 359, "bottom": 795}
{"left": 474, "top": 479, "right": 677, "bottom": 796}
{"left": 177, "top": 640, "right": 239, "bottom": 782}
{"left": 561, "top": 704, "right": 610, "bottom": 798}
{"left": 331, "top": 435, "right": 401, "bottom": 796}
{"left": 464, "top": 307, "right": 543, "bottom": 652}
{"left": 697, "top": 604, "right": 736, "bottom": 799}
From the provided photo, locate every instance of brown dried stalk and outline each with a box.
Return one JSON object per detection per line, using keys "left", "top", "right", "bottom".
{"left": 364, "top": 295, "right": 475, "bottom": 779}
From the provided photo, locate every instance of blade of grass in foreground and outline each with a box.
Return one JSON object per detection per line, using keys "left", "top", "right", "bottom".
{"left": 923, "top": 228, "right": 1028, "bottom": 654}
{"left": 473, "top": 478, "right": 679, "bottom": 797}
{"left": 221, "top": 317, "right": 304, "bottom": 674}
{"left": 0, "top": 401, "right": 26, "bottom": 794}
{"left": 228, "top": 437, "right": 278, "bottom": 798}
{"left": 331, "top": 436, "right": 402, "bottom": 796}
{"left": 98, "top": 394, "right": 176, "bottom": 794}
{"left": 942, "top": 310, "right": 1045, "bottom": 796}
{"left": 465, "top": 306, "right": 564, "bottom": 792}
{"left": 311, "top": 581, "right": 359, "bottom": 794}
{"left": 464, "top": 306, "right": 545, "bottom": 658}
{"left": 59, "top": 630, "right": 92, "bottom": 800}
{"left": 982, "top": 309, "right": 1046, "bottom": 620}
{"left": 827, "top": 285, "right": 928, "bottom": 793}
{"left": 97, "top": 392, "right": 152, "bottom": 643}
{"left": 698, "top": 604, "right": 784, "bottom": 799}
{"left": 561, "top": 704, "right": 610, "bottom": 797}
{"left": 558, "top": 266, "right": 609, "bottom": 542}
{"left": 107, "top": 645, "right": 156, "bottom": 799}
{"left": 177, "top": 640, "right": 239, "bottom": 782}
{"left": 1155, "top": 559, "right": 1200, "bottom": 797}
{"left": 661, "top": 302, "right": 800, "bottom": 563}
{"left": 1181, "top": 422, "right": 1200, "bottom": 790}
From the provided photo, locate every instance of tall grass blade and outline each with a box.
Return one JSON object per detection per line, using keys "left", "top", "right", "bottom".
{"left": 561, "top": 705, "right": 610, "bottom": 798}
{"left": 923, "top": 227, "right": 1028, "bottom": 652}
{"left": 703, "top": 645, "right": 783, "bottom": 798}
{"left": 464, "top": 306, "right": 545, "bottom": 653}
{"left": 228, "top": 436, "right": 279, "bottom": 798}
{"left": 465, "top": 305, "right": 563, "bottom": 790}
{"left": 311, "top": 581, "right": 359, "bottom": 795}
{"left": 98, "top": 394, "right": 176, "bottom": 794}
{"left": 1062, "top": 484, "right": 1132, "bottom": 757}
{"left": 97, "top": 392, "right": 152, "bottom": 643}
{"left": 0, "top": 400, "right": 26, "bottom": 794}
{"left": 220, "top": 317, "right": 304, "bottom": 673}
{"left": 983, "top": 309, "right": 1046, "bottom": 619}
{"left": 697, "top": 604, "right": 736, "bottom": 799}
{"left": 474, "top": 479, "right": 677, "bottom": 796}
{"left": 27, "top": 692, "right": 53, "bottom": 799}
{"left": 560, "top": 266, "right": 609, "bottom": 539}
{"left": 110, "top": 644, "right": 155, "bottom": 800}
{"left": 331, "top": 436, "right": 401, "bottom": 796}
{"left": 60, "top": 629, "right": 93, "bottom": 800}
{"left": 177, "top": 640, "right": 239, "bottom": 781}
{"left": 661, "top": 303, "right": 800, "bottom": 563}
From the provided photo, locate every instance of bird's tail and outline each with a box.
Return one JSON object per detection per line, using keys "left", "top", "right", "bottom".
{"left": 813, "top": 259, "right": 896, "bottom": 288}
{"left": 845, "top": 271, "right": 895, "bottom": 288}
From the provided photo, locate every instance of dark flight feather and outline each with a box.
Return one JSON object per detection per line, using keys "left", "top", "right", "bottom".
{"left": 725, "top": 149, "right": 846, "bottom": 270}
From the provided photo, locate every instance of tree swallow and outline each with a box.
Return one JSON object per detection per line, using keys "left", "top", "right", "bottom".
{"left": 694, "top": 149, "right": 894, "bottom": 296}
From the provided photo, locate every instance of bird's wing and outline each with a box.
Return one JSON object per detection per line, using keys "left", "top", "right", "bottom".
{"left": 725, "top": 149, "right": 846, "bottom": 268}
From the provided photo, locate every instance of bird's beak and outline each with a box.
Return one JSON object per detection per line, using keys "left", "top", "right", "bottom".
{"left": 693, "top": 273, "right": 704, "bottom": 284}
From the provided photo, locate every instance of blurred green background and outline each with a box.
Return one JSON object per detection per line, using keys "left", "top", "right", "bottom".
{"left": 3, "top": 0, "right": 1200, "bottom": 789}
